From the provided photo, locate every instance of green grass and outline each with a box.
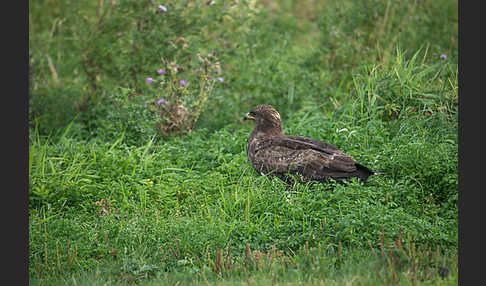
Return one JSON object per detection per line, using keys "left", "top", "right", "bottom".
{"left": 30, "top": 243, "right": 458, "bottom": 285}
{"left": 29, "top": 102, "right": 457, "bottom": 284}
{"left": 29, "top": 0, "right": 457, "bottom": 284}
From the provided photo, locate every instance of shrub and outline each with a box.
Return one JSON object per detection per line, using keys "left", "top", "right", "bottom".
{"left": 145, "top": 46, "right": 223, "bottom": 136}
{"left": 29, "top": 0, "right": 252, "bottom": 138}
{"left": 309, "top": 0, "right": 458, "bottom": 83}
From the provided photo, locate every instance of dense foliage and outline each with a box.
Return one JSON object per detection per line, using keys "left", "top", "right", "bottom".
{"left": 29, "top": 0, "right": 457, "bottom": 284}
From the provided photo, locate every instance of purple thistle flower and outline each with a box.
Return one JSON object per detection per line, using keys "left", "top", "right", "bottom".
{"left": 157, "top": 69, "right": 165, "bottom": 75}
{"left": 157, "top": 98, "right": 166, "bottom": 104}
{"left": 180, "top": 80, "right": 187, "bottom": 86}
{"left": 158, "top": 5, "right": 167, "bottom": 12}
{"left": 217, "top": 77, "right": 224, "bottom": 83}
{"left": 440, "top": 54, "right": 447, "bottom": 60}
{"left": 146, "top": 77, "right": 153, "bottom": 83}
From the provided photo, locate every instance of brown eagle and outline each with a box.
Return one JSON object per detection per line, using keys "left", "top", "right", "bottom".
{"left": 244, "top": 104, "right": 375, "bottom": 184}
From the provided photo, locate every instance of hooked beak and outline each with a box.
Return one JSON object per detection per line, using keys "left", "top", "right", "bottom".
{"left": 243, "top": 113, "right": 255, "bottom": 120}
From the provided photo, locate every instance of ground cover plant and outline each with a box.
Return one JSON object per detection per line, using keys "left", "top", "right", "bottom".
{"left": 29, "top": 0, "right": 457, "bottom": 284}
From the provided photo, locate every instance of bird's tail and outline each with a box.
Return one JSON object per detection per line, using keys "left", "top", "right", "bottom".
{"left": 354, "top": 163, "right": 377, "bottom": 182}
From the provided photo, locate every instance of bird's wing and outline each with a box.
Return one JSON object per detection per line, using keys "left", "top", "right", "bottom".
{"left": 285, "top": 136, "right": 342, "bottom": 152}
{"left": 252, "top": 136, "right": 357, "bottom": 175}
{"left": 271, "top": 136, "right": 355, "bottom": 160}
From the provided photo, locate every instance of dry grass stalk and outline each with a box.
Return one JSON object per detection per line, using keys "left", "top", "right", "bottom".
{"left": 245, "top": 243, "right": 251, "bottom": 269}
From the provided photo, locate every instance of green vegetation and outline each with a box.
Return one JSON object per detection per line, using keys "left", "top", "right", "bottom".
{"left": 29, "top": 0, "right": 457, "bottom": 284}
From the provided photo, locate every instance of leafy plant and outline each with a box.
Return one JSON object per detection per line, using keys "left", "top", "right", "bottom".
{"left": 144, "top": 45, "right": 223, "bottom": 136}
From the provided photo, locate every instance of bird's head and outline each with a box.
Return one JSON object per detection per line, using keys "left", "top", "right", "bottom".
{"left": 244, "top": 104, "right": 283, "bottom": 135}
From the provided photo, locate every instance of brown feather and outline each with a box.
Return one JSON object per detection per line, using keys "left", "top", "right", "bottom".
{"left": 245, "top": 104, "right": 375, "bottom": 183}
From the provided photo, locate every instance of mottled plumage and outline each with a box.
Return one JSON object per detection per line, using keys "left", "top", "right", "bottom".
{"left": 244, "top": 104, "right": 375, "bottom": 183}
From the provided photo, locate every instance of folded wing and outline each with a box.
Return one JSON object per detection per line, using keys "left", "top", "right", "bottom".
{"left": 249, "top": 135, "right": 366, "bottom": 182}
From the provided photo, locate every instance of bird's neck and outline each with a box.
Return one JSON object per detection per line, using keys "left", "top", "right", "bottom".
{"left": 251, "top": 124, "right": 283, "bottom": 139}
